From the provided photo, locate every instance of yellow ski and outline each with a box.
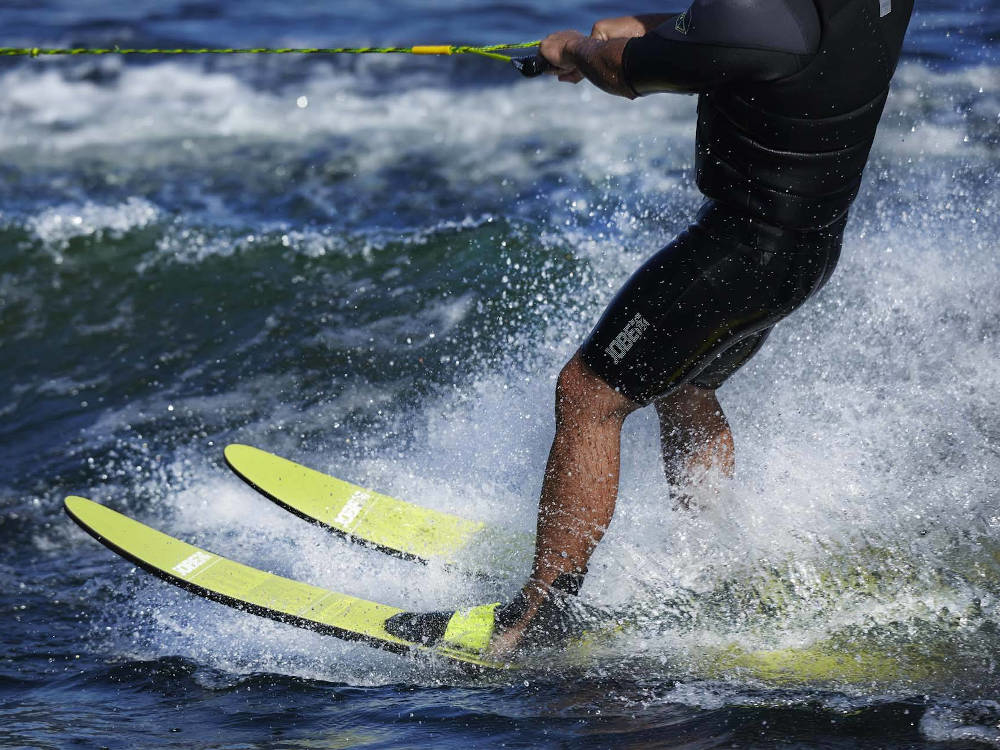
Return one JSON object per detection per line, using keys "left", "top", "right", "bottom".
{"left": 64, "top": 495, "right": 507, "bottom": 669}
{"left": 223, "top": 444, "right": 529, "bottom": 571}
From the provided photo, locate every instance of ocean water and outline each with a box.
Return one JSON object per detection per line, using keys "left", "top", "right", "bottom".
{"left": 2, "top": 1, "right": 999, "bottom": 747}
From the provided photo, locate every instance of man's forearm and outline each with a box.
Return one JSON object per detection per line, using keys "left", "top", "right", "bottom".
{"left": 564, "top": 37, "right": 635, "bottom": 99}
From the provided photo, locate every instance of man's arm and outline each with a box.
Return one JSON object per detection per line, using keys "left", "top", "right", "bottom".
{"left": 590, "top": 14, "right": 674, "bottom": 40}
{"left": 540, "top": 0, "right": 820, "bottom": 98}
{"left": 539, "top": 32, "right": 636, "bottom": 98}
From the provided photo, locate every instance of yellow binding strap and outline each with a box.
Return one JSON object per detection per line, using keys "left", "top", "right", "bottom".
{"left": 442, "top": 603, "right": 499, "bottom": 653}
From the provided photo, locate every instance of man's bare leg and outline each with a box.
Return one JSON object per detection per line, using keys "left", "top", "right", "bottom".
{"left": 653, "top": 385, "right": 734, "bottom": 507}
{"left": 490, "top": 352, "right": 639, "bottom": 654}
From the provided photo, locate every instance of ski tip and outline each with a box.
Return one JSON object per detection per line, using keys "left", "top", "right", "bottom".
{"left": 223, "top": 443, "right": 267, "bottom": 468}
{"left": 64, "top": 494, "right": 93, "bottom": 516}
{"left": 224, "top": 442, "right": 250, "bottom": 460}
{"left": 63, "top": 495, "right": 113, "bottom": 538}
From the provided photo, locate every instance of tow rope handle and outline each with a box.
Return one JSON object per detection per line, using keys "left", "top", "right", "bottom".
{"left": 511, "top": 54, "right": 553, "bottom": 77}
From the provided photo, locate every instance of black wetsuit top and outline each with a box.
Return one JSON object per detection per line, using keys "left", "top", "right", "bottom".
{"left": 624, "top": 0, "right": 913, "bottom": 230}
{"left": 578, "top": 0, "right": 913, "bottom": 403}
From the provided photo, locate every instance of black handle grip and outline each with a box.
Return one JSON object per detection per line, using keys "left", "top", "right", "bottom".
{"left": 511, "top": 55, "right": 553, "bottom": 78}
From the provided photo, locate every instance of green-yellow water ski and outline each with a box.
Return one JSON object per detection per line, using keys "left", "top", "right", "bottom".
{"left": 224, "top": 444, "right": 495, "bottom": 566}
{"left": 63, "top": 495, "right": 507, "bottom": 669}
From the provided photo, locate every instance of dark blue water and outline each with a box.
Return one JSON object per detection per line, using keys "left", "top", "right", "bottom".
{"left": 2, "top": 1, "right": 999, "bottom": 747}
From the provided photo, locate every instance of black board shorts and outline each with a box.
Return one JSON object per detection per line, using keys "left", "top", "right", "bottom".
{"left": 580, "top": 201, "right": 846, "bottom": 405}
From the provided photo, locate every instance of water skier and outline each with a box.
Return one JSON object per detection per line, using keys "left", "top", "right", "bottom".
{"left": 387, "top": 0, "right": 914, "bottom": 654}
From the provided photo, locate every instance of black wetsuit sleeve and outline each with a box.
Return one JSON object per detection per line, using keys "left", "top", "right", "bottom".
{"left": 623, "top": 0, "right": 821, "bottom": 96}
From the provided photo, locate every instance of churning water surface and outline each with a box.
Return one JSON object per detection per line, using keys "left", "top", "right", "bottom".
{"left": 2, "top": 1, "right": 999, "bottom": 747}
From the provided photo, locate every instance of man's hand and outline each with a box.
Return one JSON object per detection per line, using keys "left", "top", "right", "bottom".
{"left": 590, "top": 15, "right": 648, "bottom": 41}
{"left": 538, "top": 30, "right": 636, "bottom": 98}
{"left": 538, "top": 14, "right": 674, "bottom": 97}
{"left": 592, "top": 14, "right": 674, "bottom": 40}
{"left": 539, "top": 30, "right": 587, "bottom": 83}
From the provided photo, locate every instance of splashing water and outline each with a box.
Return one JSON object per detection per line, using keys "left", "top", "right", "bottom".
{"left": 2, "top": 0, "right": 999, "bottom": 746}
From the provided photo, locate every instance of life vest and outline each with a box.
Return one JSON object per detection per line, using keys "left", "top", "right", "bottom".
{"left": 695, "top": 0, "right": 913, "bottom": 229}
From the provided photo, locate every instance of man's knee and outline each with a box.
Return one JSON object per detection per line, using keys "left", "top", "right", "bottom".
{"left": 554, "top": 353, "right": 637, "bottom": 426}
{"left": 654, "top": 384, "right": 730, "bottom": 442}
{"left": 654, "top": 384, "right": 719, "bottom": 419}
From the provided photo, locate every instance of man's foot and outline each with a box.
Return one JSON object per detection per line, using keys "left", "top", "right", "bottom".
{"left": 384, "top": 603, "right": 500, "bottom": 654}
{"left": 384, "top": 583, "right": 593, "bottom": 656}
